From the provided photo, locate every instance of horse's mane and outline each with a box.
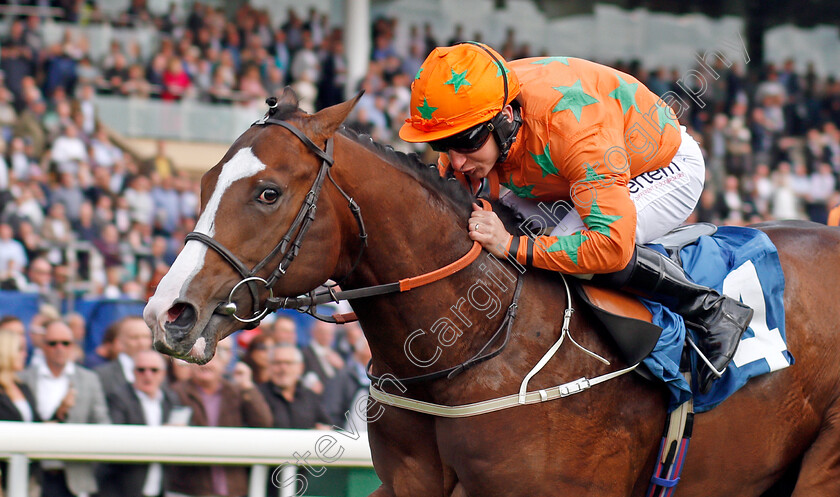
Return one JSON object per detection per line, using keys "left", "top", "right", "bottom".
{"left": 337, "top": 126, "right": 527, "bottom": 233}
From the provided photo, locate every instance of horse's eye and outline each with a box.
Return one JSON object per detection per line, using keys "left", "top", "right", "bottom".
{"left": 258, "top": 188, "right": 280, "bottom": 204}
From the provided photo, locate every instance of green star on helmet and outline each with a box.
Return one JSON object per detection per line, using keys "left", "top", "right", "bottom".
{"left": 546, "top": 232, "right": 589, "bottom": 265}
{"left": 416, "top": 98, "right": 438, "bottom": 120}
{"left": 444, "top": 69, "right": 471, "bottom": 93}
{"left": 552, "top": 80, "right": 599, "bottom": 122}
{"left": 502, "top": 175, "right": 537, "bottom": 199}
{"left": 496, "top": 61, "right": 511, "bottom": 78}
{"left": 415, "top": 67, "right": 423, "bottom": 80}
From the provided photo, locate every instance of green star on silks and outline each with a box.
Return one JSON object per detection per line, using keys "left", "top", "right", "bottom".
{"left": 546, "top": 231, "right": 589, "bottom": 266}
{"left": 608, "top": 73, "right": 640, "bottom": 115}
{"left": 531, "top": 56, "right": 570, "bottom": 66}
{"left": 583, "top": 163, "right": 606, "bottom": 182}
{"left": 583, "top": 199, "right": 623, "bottom": 238}
{"left": 416, "top": 98, "right": 438, "bottom": 119}
{"left": 501, "top": 174, "right": 537, "bottom": 199}
{"left": 655, "top": 103, "right": 680, "bottom": 132}
{"left": 495, "top": 61, "right": 511, "bottom": 78}
{"left": 552, "top": 80, "right": 599, "bottom": 122}
{"left": 530, "top": 144, "right": 557, "bottom": 177}
{"left": 415, "top": 67, "right": 423, "bottom": 80}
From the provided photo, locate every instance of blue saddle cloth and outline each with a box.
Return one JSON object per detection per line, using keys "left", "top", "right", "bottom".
{"left": 640, "top": 226, "right": 793, "bottom": 413}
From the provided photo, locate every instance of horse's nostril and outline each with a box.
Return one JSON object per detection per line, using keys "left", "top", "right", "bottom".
{"left": 167, "top": 303, "right": 186, "bottom": 323}
{"left": 164, "top": 302, "right": 197, "bottom": 342}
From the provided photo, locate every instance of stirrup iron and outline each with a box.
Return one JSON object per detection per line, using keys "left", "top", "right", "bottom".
{"left": 686, "top": 336, "right": 726, "bottom": 378}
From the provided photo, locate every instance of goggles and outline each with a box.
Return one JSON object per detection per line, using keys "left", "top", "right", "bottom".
{"left": 429, "top": 120, "right": 494, "bottom": 154}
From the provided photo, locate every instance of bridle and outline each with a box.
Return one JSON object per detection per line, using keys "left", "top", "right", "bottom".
{"left": 182, "top": 98, "right": 526, "bottom": 385}
{"left": 185, "top": 100, "right": 367, "bottom": 327}
{"left": 184, "top": 99, "right": 517, "bottom": 342}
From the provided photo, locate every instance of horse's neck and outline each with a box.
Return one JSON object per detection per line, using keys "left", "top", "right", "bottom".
{"left": 332, "top": 137, "right": 512, "bottom": 378}
{"left": 333, "top": 137, "right": 474, "bottom": 287}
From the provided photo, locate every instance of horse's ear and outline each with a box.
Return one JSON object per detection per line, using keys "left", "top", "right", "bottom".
{"left": 277, "top": 86, "right": 300, "bottom": 108}
{"left": 310, "top": 91, "right": 364, "bottom": 139}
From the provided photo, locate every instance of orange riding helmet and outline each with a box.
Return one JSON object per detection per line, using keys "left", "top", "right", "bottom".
{"left": 399, "top": 42, "right": 521, "bottom": 144}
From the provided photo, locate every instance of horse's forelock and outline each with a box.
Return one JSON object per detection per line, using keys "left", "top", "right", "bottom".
{"left": 276, "top": 86, "right": 300, "bottom": 110}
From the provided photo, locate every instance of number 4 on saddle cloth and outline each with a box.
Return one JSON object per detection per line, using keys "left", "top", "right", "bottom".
{"left": 577, "top": 224, "right": 793, "bottom": 413}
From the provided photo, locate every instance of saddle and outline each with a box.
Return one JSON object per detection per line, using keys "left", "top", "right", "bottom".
{"left": 575, "top": 223, "right": 718, "bottom": 369}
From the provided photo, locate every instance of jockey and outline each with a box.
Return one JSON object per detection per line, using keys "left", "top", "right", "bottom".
{"left": 398, "top": 42, "right": 754, "bottom": 394}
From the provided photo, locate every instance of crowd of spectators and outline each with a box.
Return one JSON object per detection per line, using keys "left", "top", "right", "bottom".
{"left": 0, "top": 0, "right": 839, "bottom": 494}
{"left": 0, "top": 1, "right": 838, "bottom": 306}
{"left": 0, "top": 308, "right": 371, "bottom": 496}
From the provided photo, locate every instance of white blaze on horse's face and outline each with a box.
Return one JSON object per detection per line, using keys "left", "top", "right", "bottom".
{"left": 143, "top": 147, "right": 266, "bottom": 357}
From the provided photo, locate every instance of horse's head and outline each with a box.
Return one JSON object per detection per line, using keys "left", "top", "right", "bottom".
{"left": 144, "top": 88, "right": 360, "bottom": 363}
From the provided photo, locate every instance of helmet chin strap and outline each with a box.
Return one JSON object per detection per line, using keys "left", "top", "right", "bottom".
{"left": 493, "top": 101, "right": 522, "bottom": 163}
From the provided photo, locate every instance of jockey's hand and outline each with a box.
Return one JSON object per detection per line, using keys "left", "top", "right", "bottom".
{"left": 469, "top": 203, "right": 511, "bottom": 258}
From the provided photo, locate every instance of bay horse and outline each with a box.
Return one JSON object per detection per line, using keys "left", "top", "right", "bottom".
{"left": 144, "top": 89, "right": 840, "bottom": 496}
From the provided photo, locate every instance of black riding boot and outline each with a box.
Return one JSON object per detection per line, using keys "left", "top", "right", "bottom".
{"left": 592, "top": 245, "right": 754, "bottom": 394}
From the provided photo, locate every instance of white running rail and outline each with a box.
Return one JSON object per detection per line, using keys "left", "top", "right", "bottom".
{"left": 0, "top": 422, "right": 373, "bottom": 497}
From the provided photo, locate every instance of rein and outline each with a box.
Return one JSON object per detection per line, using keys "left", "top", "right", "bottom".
{"left": 263, "top": 201, "right": 491, "bottom": 319}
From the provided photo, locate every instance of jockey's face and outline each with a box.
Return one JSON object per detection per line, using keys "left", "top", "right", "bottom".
{"left": 443, "top": 105, "right": 513, "bottom": 180}
{"left": 447, "top": 135, "right": 499, "bottom": 180}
